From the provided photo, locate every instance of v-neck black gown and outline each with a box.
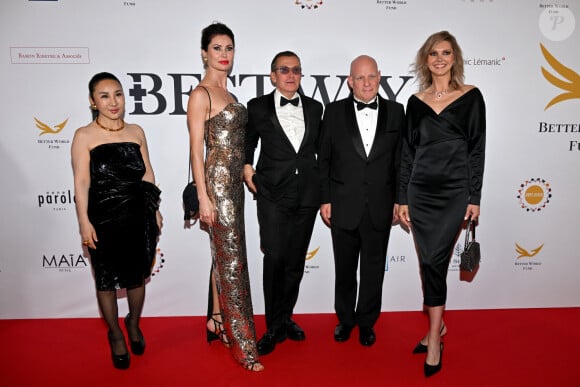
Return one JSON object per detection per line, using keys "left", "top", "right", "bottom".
{"left": 399, "top": 88, "right": 485, "bottom": 306}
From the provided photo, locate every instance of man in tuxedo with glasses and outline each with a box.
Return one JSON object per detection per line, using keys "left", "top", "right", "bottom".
{"left": 244, "top": 51, "right": 323, "bottom": 356}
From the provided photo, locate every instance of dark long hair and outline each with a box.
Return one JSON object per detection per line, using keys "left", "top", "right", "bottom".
{"left": 88, "top": 72, "right": 122, "bottom": 120}
{"left": 201, "top": 22, "right": 235, "bottom": 51}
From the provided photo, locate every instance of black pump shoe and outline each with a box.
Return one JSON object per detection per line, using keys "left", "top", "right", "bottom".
{"left": 107, "top": 331, "right": 130, "bottom": 369}
{"left": 424, "top": 343, "right": 444, "bottom": 377}
{"left": 412, "top": 342, "right": 428, "bottom": 354}
{"left": 413, "top": 323, "right": 446, "bottom": 354}
{"left": 124, "top": 313, "right": 146, "bottom": 355}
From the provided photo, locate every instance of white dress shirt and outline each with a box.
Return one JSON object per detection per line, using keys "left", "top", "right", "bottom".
{"left": 275, "top": 90, "right": 305, "bottom": 152}
{"left": 353, "top": 97, "right": 379, "bottom": 156}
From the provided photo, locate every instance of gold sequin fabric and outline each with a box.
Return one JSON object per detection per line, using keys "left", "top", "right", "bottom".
{"left": 204, "top": 103, "right": 260, "bottom": 367}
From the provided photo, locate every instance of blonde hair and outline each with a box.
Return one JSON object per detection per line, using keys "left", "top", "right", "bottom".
{"left": 412, "top": 31, "right": 465, "bottom": 91}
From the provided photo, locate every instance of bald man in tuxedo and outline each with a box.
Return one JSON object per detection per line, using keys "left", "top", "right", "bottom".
{"left": 319, "top": 55, "right": 404, "bottom": 346}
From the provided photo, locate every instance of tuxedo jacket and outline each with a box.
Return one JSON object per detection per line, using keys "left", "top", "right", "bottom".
{"left": 318, "top": 94, "right": 405, "bottom": 230}
{"left": 245, "top": 90, "right": 324, "bottom": 207}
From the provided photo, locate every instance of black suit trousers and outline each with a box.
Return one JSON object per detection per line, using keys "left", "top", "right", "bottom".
{"left": 257, "top": 178, "right": 317, "bottom": 332}
{"left": 331, "top": 204, "right": 390, "bottom": 328}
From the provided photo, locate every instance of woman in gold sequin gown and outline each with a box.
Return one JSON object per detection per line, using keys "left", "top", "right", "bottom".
{"left": 186, "top": 22, "right": 263, "bottom": 372}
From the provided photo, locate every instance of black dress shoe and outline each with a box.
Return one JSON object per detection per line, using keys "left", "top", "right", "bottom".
{"left": 286, "top": 320, "right": 305, "bottom": 341}
{"left": 274, "top": 327, "right": 287, "bottom": 343}
{"left": 124, "top": 313, "right": 146, "bottom": 355}
{"left": 359, "top": 326, "right": 376, "bottom": 346}
{"left": 257, "top": 332, "right": 277, "bottom": 356}
{"left": 424, "top": 343, "right": 444, "bottom": 377}
{"left": 258, "top": 325, "right": 288, "bottom": 355}
{"left": 334, "top": 324, "right": 353, "bottom": 342}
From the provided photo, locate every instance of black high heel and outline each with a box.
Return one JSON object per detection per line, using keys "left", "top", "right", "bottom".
{"left": 124, "top": 313, "right": 146, "bottom": 355}
{"left": 412, "top": 323, "right": 446, "bottom": 354}
{"left": 412, "top": 341, "right": 428, "bottom": 354}
{"left": 424, "top": 343, "right": 444, "bottom": 377}
{"left": 107, "top": 331, "right": 130, "bottom": 369}
{"left": 207, "top": 328, "right": 220, "bottom": 342}
{"left": 207, "top": 312, "right": 230, "bottom": 347}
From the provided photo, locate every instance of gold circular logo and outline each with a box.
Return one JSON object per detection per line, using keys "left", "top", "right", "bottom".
{"left": 517, "top": 178, "right": 552, "bottom": 212}
{"left": 524, "top": 185, "right": 544, "bottom": 205}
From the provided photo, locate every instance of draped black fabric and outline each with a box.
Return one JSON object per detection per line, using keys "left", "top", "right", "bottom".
{"left": 399, "top": 88, "right": 485, "bottom": 306}
{"left": 88, "top": 142, "right": 160, "bottom": 291}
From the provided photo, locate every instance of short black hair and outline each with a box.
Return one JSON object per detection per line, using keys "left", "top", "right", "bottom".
{"left": 270, "top": 51, "right": 300, "bottom": 72}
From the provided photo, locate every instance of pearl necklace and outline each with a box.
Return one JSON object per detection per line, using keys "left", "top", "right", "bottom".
{"left": 96, "top": 117, "right": 125, "bottom": 132}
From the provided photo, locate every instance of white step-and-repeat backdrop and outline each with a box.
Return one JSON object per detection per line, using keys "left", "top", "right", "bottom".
{"left": 1, "top": 0, "right": 578, "bottom": 319}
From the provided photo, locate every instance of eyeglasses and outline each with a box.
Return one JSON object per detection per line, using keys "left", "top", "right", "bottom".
{"left": 274, "top": 66, "right": 302, "bottom": 75}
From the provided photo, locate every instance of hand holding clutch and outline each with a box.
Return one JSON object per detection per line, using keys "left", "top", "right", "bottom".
{"left": 460, "top": 219, "right": 480, "bottom": 272}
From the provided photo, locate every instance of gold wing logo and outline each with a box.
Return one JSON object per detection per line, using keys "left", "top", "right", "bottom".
{"left": 305, "top": 246, "right": 320, "bottom": 261}
{"left": 515, "top": 243, "right": 544, "bottom": 259}
{"left": 540, "top": 43, "right": 580, "bottom": 110}
{"left": 35, "top": 117, "right": 68, "bottom": 136}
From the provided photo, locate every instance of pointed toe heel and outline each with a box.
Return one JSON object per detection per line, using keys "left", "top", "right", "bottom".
{"left": 424, "top": 343, "right": 444, "bottom": 377}
{"left": 413, "top": 323, "right": 446, "bottom": 354}
{"left": 412, "top": 342, "right": 428, "bottom": 354}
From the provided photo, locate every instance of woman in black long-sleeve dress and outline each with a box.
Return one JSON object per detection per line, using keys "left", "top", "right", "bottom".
{"left": 398, "top": 31, "right": 485, "bottom": 377}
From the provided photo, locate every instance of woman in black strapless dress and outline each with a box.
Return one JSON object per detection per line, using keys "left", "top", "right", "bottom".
{"left": 399, "top": 31, "right": 485, "bottom": 377}
{"left": 71, "top": 72, "right": 161, "bottom": 369}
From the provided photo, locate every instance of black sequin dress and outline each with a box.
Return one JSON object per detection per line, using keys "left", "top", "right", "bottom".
{"left": 88, "top": 142, "right": 160, "bottom": 291}
{"left": 204, "top": 103, "right": 260, "bottom": 367}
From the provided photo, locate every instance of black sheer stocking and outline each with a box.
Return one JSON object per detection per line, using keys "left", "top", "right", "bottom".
{"left": 96, "top": 290, "right": 126, "bottom": 355}
{"left": 126, "top": 285, "right": 145, "bottom": 342}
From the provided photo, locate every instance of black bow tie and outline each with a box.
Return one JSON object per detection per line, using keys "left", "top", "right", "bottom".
{"left": 281, "top": 96, "right": 300, "bottom": 106}
{"left": 356, "top": 100, "right": 378, "bottom": 110}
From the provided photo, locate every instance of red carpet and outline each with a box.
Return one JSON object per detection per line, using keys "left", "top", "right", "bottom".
{"left": 1, "top": 309, "right": 578, "bottom": 386}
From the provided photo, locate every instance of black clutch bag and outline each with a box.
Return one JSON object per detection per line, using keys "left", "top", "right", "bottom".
{"left": 183, "top": 85, "right": 212, "bottom": 223}
{"left": 460, "top": 219, "right": 480, "bottom": 272}
{"left": 182, "top": 181, "right": 199, "bottom": 221}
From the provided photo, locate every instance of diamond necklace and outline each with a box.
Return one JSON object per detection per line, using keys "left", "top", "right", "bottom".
{"left": 434, "top": 89, "right": 448, "bottom": 99}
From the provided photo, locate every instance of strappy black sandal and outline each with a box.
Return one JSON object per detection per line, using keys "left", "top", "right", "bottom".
{"left": 207, "top": 312, "right": 230, "bottom": 347}
{"left": 242, "top": 360, "right": 264, "bottom": 372}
